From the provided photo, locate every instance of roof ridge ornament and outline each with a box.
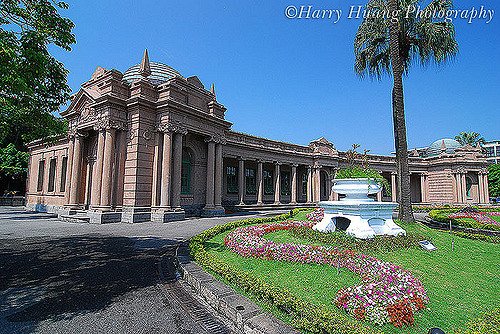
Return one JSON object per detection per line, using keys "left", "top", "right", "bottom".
{"left": 139, "top": 49, "right": 152, "bottom": 77}
{"left": 210, "top": 83, "right": 216, "bottom": 98}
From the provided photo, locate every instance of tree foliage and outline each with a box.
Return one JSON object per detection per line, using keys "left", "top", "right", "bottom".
{"left": 354, "top": 0, "right": 459, "bottom": 78}
{"left": 0, "top": 143, "right": 29, "bottom": 176}
{"left": 488, "top": 164, "right": 500, "bottom": 198}
{"left": 0, "top": 0, "right": 74, "bottom": 192}
{"left": 0, "top": 0, "right": 75, "bottom": 149}
{"left": 454, "top": 132, "right": 485, "bottom": 146}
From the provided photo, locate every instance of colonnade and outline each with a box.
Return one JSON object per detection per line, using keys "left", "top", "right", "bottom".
{"left": 67, "top": 127, "right": 118, "bottom": 210}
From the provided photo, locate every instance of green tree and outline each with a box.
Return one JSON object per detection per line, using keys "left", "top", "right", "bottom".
{"left": 0, "top": 0, "right": 74, "bottom": 193}
{"left": 354, "top": 0, "right": 458, "bottom": 222}
{"left": 488, "top": 164, "right": 500, "bottom": 198}
{"left": 454, "top": 132, "right": 486, "bottom": 146}
{"left": 0, "top": 0, "right": 75, "bottom": 148}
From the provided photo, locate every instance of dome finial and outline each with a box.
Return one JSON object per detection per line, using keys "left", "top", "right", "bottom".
{"left": 210, "top": 83, "right": 216, "bottom": 98}
{"left": 139, "top": 49, "right": 151, "bottom": 77}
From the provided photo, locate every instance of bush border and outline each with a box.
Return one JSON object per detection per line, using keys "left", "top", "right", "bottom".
{"left": 189, "top": 208, "right": 381, "bottom": 334}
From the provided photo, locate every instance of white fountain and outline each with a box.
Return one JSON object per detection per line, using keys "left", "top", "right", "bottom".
{"left": 313, "top": 178, "right": 406, "bottom": 239}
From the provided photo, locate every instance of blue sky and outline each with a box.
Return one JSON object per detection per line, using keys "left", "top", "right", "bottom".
{"left": 52, "top": 0, "right": 499, "bottom": 154}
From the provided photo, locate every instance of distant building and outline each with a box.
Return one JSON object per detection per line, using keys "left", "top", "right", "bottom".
{"left": 482, "top": 140, "right": 500, "bottom": 164}
{"left": 25, "top": 51, "right": 491, "bottom": 223}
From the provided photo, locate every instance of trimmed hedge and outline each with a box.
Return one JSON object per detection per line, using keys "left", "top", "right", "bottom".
{"left": 454, "top": 308, "right": 500, "bottom": 334}
{"left": 428, "top": 209, "right": 500, "bottom": 232}
{"left": 453, "top": 231, "right": 500, "bottom": 244}
{"left": 288, "top": 226, "right": 425, "bottom": 253}
{"left": 189, "top": 208, "right": 381, "bottom": 334}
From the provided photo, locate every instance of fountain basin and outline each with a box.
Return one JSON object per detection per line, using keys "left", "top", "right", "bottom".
{"left": 313, "top": 179, "right": 406, "bottom": 239}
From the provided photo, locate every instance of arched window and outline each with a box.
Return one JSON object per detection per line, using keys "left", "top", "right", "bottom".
{"left": 466, "top": 176, "right": 472, "bottom": 198}
{"left": 181, "top": 148, "right": 193, "bottom": 195}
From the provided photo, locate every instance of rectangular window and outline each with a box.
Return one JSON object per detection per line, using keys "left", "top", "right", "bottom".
{"left": 60, "top": 156, "right": 68, "bottom": 192}
{"left": 47, "top": 158, "right": 57, "bottom": 192}
{"left": 281, "top": 171, "right": 290, "bottom": 196}
{"left": 263, "top": 169, "right": 274, "bottom": 195}
{"left": 226, "top": 166, "right": 238, "bottom": 194}
{"left": 245, "top": 168, "right": 256, "bottom": 195}
{"left": 302, "top": 173, "right": 308, "bottom": 195}
{"left": 37, "top": 160, "right": 45, "bottom": 192}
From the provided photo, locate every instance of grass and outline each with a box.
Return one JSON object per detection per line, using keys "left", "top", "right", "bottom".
{"left": 204, "top": 210, "right": 500, "bottom": 334}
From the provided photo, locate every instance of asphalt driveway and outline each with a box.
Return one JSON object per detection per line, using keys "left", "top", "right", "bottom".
{"left": 0, "top": 207, "right": 271, "bottom": 334}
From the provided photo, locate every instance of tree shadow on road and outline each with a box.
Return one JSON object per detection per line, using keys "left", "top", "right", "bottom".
{"left": 0, "top": 235, "right": 178, "bottom": 327}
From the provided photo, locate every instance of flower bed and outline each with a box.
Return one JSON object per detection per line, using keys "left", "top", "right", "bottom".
{"left": 224, "top": 221, "right": 429, "bottom": 327}
{"left": 449, "top": 212, "right": 500, "bottom": 226}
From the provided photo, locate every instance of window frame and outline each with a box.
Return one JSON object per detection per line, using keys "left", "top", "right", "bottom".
{"left": 245, "top": 168, "right": 256, "bottom": 195}
{"left": 280, "top": 170, "right": 291, "bottom": 196}
{"left": 226, "top": 166, "right": 238, "bottom": 194}
{"left": 263, "top": 169, "right": 274, "bottom": 195}
{"left": 37, "top": 160, "right": 45, "bottom": 192}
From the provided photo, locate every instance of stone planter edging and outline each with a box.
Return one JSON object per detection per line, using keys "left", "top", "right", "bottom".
{"left": 179, "top": 258, "right": 298, "bottom": 334}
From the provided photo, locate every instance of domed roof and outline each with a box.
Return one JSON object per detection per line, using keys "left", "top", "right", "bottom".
{"left": 426, "top": 138, "right": 462, "bottom": 156}
{"left": 123, "top": 61, "right": 182, "bottom": 85}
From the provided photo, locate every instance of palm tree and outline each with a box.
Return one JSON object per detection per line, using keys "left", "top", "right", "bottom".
{"left": 354, "top": 0, "right": 458, "bottom": 222}
{"left": 455, "top": 132, "right": 485, "bottom": 146}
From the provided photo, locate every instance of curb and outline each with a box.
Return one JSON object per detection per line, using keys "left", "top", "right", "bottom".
{"left": 178, "top": 256, "right": 299, "bottom": 334}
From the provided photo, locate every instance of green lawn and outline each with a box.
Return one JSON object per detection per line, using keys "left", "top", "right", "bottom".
{"left": 205, "top": 211, "right": 500, "bottom": 334}
{"left": 492, "top": 216, "right": 500, "bottom": 223}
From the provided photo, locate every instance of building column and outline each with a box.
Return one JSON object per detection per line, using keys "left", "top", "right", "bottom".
{"left": 274, "top": 162, "right": 281, "bottom": 205}
{"left": 420, "top": 173, "right": 427, "bottom": 203}
{"left": 461, "top": 172, "right": 467, "bottom": 202}
{"left": 90, "top": 129, "right": 106, "bottom": 208}
{"left": 238, "top": 158, "right": 245, "bottom": 205}
{"left": 391, "top": 172, "right": 397, "bottom": 202}
{"left": 313, "top": 167, "right": 321, "bottom": 202}
{"left": 204, "top": 140, "right": 216, "bottom": 210}
{"left": 214, "top": 143, "right": 223, "bottom": 210}
{"left": 478, "top": 172, "right": 485, "bottom": 203}
{"left": 65, "top": 136, "right": 75, "bottom": 204}
{"left": 290, "top": 164, "right": 297, "bottom": 204}
{"left": 160, "top": 131, "right": 173, "bottom": 208}
{"left": 377, "top": 190, "right": 382, "bottom": 202}
{"left": 171, "top": 132, "right": 184, "bottom": 210}
{"left": 68, "top": 134, "right": 83, "bottom": 207}
{"left": 151, "top": 131, "right": 162, "bottom": 207}
{"left": 100, "top": 128, "right": 116, "bottom": 209}
{"left": 483, "top": 172, "right": 490, "bottom": 203}
{"left": 257, "top": 160, "right": 263, "bottom": 205}
{"left": 455, "top": 173, "right": 463, "bottom": 203}
{"left": 306, "top": 166, "right": 312, "bottom": 203}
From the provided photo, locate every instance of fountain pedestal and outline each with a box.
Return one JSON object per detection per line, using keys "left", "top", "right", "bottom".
{"left": 313, "top": 179, "right": 406, "bottom": 239}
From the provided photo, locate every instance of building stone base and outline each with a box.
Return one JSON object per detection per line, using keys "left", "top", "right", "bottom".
{"left": 151, "top": 208, "right": 185, "bottom": 222}
{"left": 201, "top": 207, "right": 225, "bottom": 217}
{"left": 121, "top": 206, "right": 152, "bottom": 223}
{"left": 87, "top": 210, "right": 122, "bottom": 224}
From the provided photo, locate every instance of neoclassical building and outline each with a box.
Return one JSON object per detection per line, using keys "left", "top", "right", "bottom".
{"left": 26, "top": 51, "right": 491, "bottom": 223}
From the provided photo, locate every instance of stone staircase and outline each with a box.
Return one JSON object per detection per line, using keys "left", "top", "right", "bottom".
{"left": 59, "top": 210, "right": 90, "bottom": 224}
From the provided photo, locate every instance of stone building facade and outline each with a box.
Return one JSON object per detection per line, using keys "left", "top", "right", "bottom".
{"left": 26, "top": 51, "right": 491, "bottom": 223}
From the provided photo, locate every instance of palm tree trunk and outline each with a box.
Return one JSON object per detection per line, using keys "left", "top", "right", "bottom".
{"left": 387, "top": 0, "right": 414, "bottom": 222}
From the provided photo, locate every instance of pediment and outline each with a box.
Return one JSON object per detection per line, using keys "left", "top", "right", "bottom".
{"left": 61, "top": 88, "right": 99, "bottom": 118}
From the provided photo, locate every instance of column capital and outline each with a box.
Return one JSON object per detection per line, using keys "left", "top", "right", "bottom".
{"left": 204, "top": 134, "right": 226, "bottom": 144}
{"left": 237, "top": 156, "right": 245, "bottom": 161}
{"left": 291, "top": 163, "right": 299, "bottom": 168}
{"left": 391, "top": 171, "right": 397, "bottom": 175}
{"left": 158, "top": 121, "right": 188, "bottom": 135}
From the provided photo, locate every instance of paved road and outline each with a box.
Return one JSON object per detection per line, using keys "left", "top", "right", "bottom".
{"left": 0, "top": 207, "right": 280, "bottom": 334}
